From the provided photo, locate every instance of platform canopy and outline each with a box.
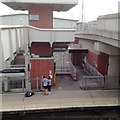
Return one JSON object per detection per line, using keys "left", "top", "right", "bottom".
{"left": 0, "top": 0, "right": 78, "bottom": 11}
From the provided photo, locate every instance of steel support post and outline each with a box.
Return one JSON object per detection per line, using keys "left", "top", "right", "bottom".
{"left": 37, "top": 77, "right": 39, "bottom": 91}
{"left": 24, "top": 27, "right": 31, "bottom": 91}
{"left": 4, "top": 77, "right": 8, "bottom": 92}
{"left": 22, "top": 79, "right": 24, "bottom": 92}
{"left": 0, "top": 76, "right": 2, "bottom": 94}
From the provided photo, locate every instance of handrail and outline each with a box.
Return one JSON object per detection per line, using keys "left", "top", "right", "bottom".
{"left": 82, "top": 62, "right": 104, "bottom": 89}
{"left": 55, "top": 62, "right": 77, "bottom": 80}
{"left": 10, "top": 65, "right": 25, "bottom": 68}
{"left": 84, "top": 62, "right": 103, "bottom": 77}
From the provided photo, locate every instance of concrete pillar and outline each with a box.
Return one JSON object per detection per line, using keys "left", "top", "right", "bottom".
{"left": 108, "top": 55, "right": 118, "bottom": 77}
{"left": 4, "top": 77, "right": 8, "bottom": 92}
{"left": 24, "top": 27, "right": 31, "bottom": 91}
{"left": 107, "top": 55, "right": 119, "bottom": 88}
{"left": 0, "top": 76, "right": 2, "bottom": 94}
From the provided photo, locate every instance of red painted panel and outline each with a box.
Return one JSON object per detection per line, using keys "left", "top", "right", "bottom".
{"left": 30, "top": 42, "right": 52, "bottom": 56}
{"left": 30, "top": 59, "right": 54, "bottom": 89}
{"left": 98, "top": 54, "right": 109, "bottom": 76}
{"left": 72, "top": 53, "right": 83, "bottom": 65}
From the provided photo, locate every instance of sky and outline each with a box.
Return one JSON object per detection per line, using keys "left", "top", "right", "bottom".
{"left": 0, "top": 0, "right": 119, "bottom": 22}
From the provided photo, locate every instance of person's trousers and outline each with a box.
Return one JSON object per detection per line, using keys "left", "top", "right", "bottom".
{"left": 48, "top": 85, "right": 51, "bottom": 92}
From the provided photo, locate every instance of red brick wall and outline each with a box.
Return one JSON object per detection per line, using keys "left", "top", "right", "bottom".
{"left": 30, "top": 59, "right": 54, "bottom": 89}
{"left": 98, "top": 54, "right": 109, "bottom": 76}
{"left": 86, "top": 51, "right": 99, "bottom": 70}
{"left": 29, "top": 4, "right": 53, "bottom": 29}
{"left": 30, "top": 42, "right": 52, "bottom": 56}
{"left": 86, "top": 50, "right": 109, "bottom": 76}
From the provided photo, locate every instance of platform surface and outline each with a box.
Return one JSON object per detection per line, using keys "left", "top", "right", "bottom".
{"left": 1, "top": 89, "right": 119, "bottom": 112}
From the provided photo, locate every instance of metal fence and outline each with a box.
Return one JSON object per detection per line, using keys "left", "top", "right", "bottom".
{"left": 81, "top": 62, "right": 104, "bottom": 89}
{"left": 84, "top": 62, "right": 103, "bottom": 77}
{"left": 104, "top": 76, "right": 120, "bottom": 89}
{"left": 1, "top": 77, "right": 25, "bottom": 93}
{"left": 81, "top": 76, "right": 104, "bottom": 89}
{"left": 55, "top": 63, "right": 77, "bottom": 80}
{"left": 30, "top": 78, "right": 42, "bottom": 91}
{"left": 69, "top": 62, "right": 77, "bottom": 80}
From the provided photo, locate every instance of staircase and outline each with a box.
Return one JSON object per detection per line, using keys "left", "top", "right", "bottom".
{"left": 13, "top": 50, "right": 25, "bottom": 65}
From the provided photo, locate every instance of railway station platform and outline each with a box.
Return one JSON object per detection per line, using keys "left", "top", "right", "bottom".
{"left": 1, "top": 86, "right": 119, "bottom": 112}
{"left": 1, "top": 65, "right": 119, "bottom": 113}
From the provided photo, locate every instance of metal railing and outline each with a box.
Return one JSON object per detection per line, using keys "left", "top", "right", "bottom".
{"left": 81, "top": 62, "right": 104, "bottom": 89}
{"left": 10, "top": 65, "right": 25, "bottom": 68}
{"left": 69, "top": 62, "right": 77, "bottom": 80}
{"left": 30, "top": 77, "right": 42, "bottom": 91}
{"left": 55, "top": 65, "right": 71, "bottom": 74}
{"left": 55, "top": 63, "right": 77, "bottom": 80}
{"left": 1, "top": 77, "right": 25, "bottom": 93}
{"left": 84, "top": 62, "right": 103, "bottom": 77}
{"left": 82, "top": 76, "right": 104, "bottom": 89}
{"left": 104, "top": 76, "right": 120, "bottom": 89}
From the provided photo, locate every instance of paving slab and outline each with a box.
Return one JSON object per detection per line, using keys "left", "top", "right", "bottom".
{"left": 104, "top": 100, "right": 118, "bottom": 106}
{"left": 82, "top": 101, "right": 95, "bottom": 107}
{"left": 72, "top": 102, "right": 84, "bottom": 108}
{"left": 48, "top": 103, "right": 61, "bottom": 109}
{"left": 61, "top": 102, "right": 73, "bottom": 108}
{"left": 93, "top": 101, "right": 107, "bottom": 107}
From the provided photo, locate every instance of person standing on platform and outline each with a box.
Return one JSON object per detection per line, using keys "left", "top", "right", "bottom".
{"left": 48, "top": 75, "right": 52, "bottom": 94}
{"left": 42, "top": 76, "right": 48, "bottom": 95}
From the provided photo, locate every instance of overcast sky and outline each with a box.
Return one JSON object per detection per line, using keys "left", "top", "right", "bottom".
{"left": 0, "top": 0, "right": 119, "bottom": 22}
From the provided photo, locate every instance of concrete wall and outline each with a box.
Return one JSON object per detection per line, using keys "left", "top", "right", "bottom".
{"left": 0, "top": 26, "right": 26, "bottom": 71}
{"left": 0, "top": 14, "right": 78, "bottom": 29}
{"left": 108, "top": 55, "right": 119, "bottom": 77}
{"left": 76, "top": 13, "right": 119, "bottom": 48}
{"left": 0, "top": 14, "right": 28, "bottom": 25}
{"left": 97, "top": 14, "right": 118, "bottom": 32}
{"left": 53, "top": 18, "right": 78, "bottom": 29}
{"left": 78, "top": 38, "right": 100, "bottom": 55}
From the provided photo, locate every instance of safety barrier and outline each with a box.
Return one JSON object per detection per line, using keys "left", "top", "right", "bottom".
{"left": 104, "top": 76, "right": 120, "bottom": 89}
{"left": 55, "top": 63, "right": 77, "bottom": 80}
{"left": 84, "top": 62, "right": 103, "bottom": 77}
{"left": 1, "top": 77, "right": 25, "bottom": 93}
{"left": 82, "top": 76, "right": 104, "bottom": 89}
{"left": 30, "top": 78, "right": 42, "bottom": 91}
{"left": 82, "top": 62, "right": 104, "bottom": 89}
{"left": 69, "top": 62, "right": 77, "bottom": 80}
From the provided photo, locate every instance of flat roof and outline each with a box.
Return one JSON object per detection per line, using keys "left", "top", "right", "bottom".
{"left": 68, "top": 44, "right": 88, "bottom": 53}
{"left": 0, "top": 0, "right": 78, "bottom": 11}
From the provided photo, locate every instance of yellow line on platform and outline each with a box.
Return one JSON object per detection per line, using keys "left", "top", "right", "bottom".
{"left": 1, "top": 97, "right": 118, "bottom": 106}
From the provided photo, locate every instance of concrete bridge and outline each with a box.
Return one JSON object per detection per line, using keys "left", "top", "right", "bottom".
{"left": 75, "top": 13, "right": 119, "bottom": 79}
